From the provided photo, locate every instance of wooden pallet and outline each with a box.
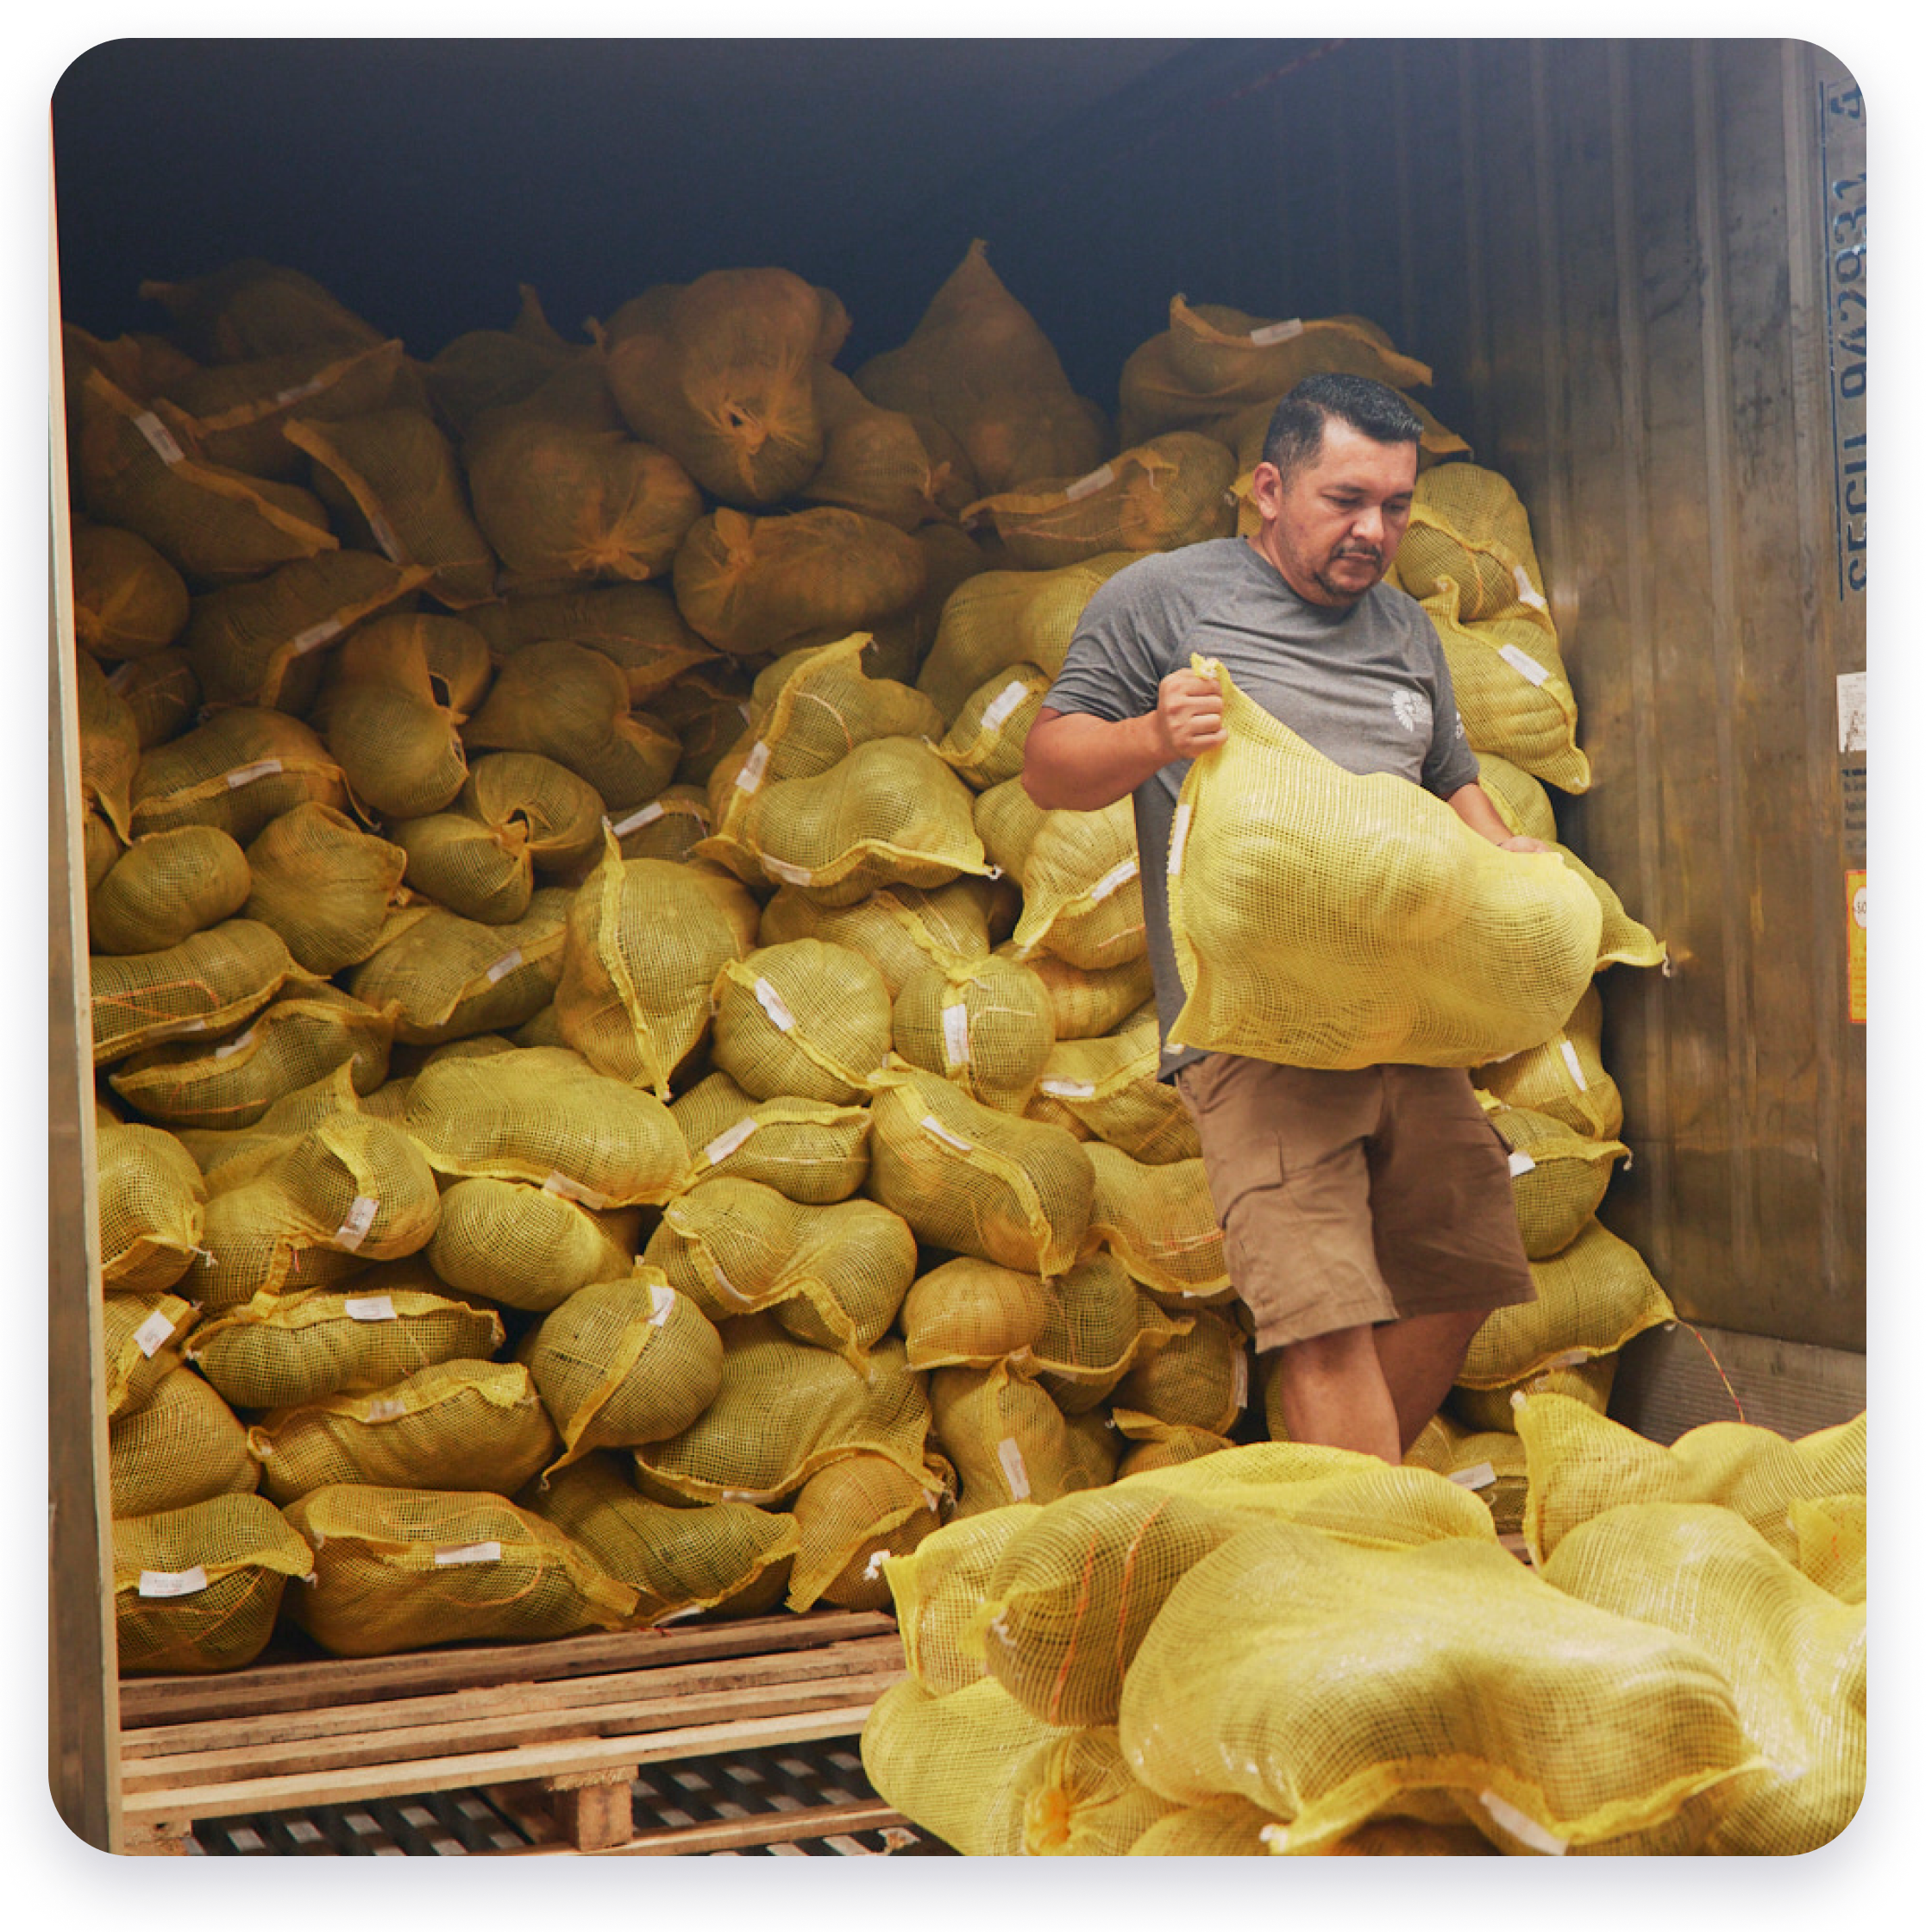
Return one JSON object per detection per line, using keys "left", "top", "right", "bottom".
{"left": 118, "top": 1609, "right": 908, "bottom": 1856}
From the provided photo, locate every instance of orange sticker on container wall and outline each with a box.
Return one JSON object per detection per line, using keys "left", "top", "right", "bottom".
{"left": 1847, "top": 871, "right": 1866, "bottom": 1024}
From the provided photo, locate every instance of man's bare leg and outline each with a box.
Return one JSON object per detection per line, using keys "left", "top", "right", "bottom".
{"left": 1372, "top": 1305, "right": 1493, "bottom": 1453}
{"left": 1269, "top": 1323, "right": 1401, "bottom": 1463}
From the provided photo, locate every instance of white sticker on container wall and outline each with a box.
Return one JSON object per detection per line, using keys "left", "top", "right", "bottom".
{"left": 342, "top": 1294, "right": 397, "bottom": 1324}
{"left": 1496, "top": 643, "right": 1551, "bottom": 687}
{"left": 132, "top": 1308, "right": 179, "bottom": 1358}
{"left": 333, "top": 1196, "right": 380, "bottom": 1253}
{"left": 139, "top": 1566, "right": 210, "bottom": 1599}
{"left": 1064, "top": 464, "right": 1116, "bottom": 502}
{"left": 1248, "top": 317, "right": 1305, "bottom": 347}
{"left": 225, "top": 758, "right": 285, "bottom": 789}
{"left": 433, "top": 1541, "right": 502, "bottom": 1567}
{"left": 1837, "top": 671, "right": 1867, "bottom": 754}
{"left": 996, "top": 1438, "right": 1032, "bottom": 1499}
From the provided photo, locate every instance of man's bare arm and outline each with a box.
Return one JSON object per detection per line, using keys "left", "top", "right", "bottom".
{"left": 1446, "top": 781, "right": 1551, "bottom": 854}
{"left": 1022, "top": 669, "right": 1227, "bottom": 812}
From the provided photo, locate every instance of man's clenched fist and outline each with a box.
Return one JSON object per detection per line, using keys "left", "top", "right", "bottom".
{"left": 1152, "top": 668, "right": 1227, "bottom": 760}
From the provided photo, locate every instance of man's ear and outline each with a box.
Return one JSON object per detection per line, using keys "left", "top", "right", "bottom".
{"left": 1251, "top": 460, "right": 1283, "bottom": 518}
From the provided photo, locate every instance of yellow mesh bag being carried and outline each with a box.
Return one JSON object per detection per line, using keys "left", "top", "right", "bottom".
{"left": 248, "top": 1358, "right": 560, "bottom": 1505}
{"left": 891, "top": 951, "right": 1058, "bottom": 1114}
{"left": 1025, "top": 1023, "right": 1201, "bottom": 1164}
{"left": 1085, "top": 1145, "right": 1232, "bottom": 1305}
{"left": 1791, "top": 1493, "right": 1866, "bottom": 1604}
{"left": 89, "top": 826, "right": 252, "bottom": 957}
{"left": 935, "top": 664, "right": 1051, "bottom": 793}
{"left": 91, "top": 920, "right": 305, "bottom": 1067}
{"left": 424, "top": 1176, "right": 640, "bottom": 1312}
{"left": 1477, "top": 1091, "right": 1628, "bottom": 1259}
{"left": 109, "top": 1365, "right": 258, "bottom": 1518}
{"left": 1120, "top": 1517, "right": 1766, "bottom": 1854}
{"left": 930, "top": 1358, "right": 1092, "bottom": 1519}
{"left": 96, "top": 1123, "right": 208, "bottom": 1294}
{"left": 1516, "top": 1394, "right": 1867, "bottom": 1569}
{"left": 113, "top": 1491, "right": 315, "bottom": 1675}
{"left": 1474, "top": 979, "right": 1622, "bottom": 1139}
{"left": 668, "top": 1072, "right": 871, "bottom": 1205}
{"left": 785, "top": 1452, "right": 945, "bottom": 1613}
{"left": 284, "top": 1484, "right": 637, "bottom": 1656}
{"left": 709, "top": 941, "right": 895, "bottom": 1107}
{"left": 756, "top": 879, "right": 998, "bottom": 997}
{"left": 1541, "top": 1501, "right": 1866, "bottom": 1855}
{"left": 71, "top": 521, "right": 190, "bottom": 661}
{"left": 102, "top": 1291, "right": 200, "bottom": 1421}
{"left": 1166, "top": 658, "right": 1601, "bottom": 1069}
{"left": 799, "top": 364, "right": 977, "bottom": 530}
{"left": 129, "top": 706, "right": 348, "bottom": 844}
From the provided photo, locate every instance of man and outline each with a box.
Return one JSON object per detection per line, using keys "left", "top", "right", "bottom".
{"left": 1022, "top": 372, "right": 1544, "bottom": 1464}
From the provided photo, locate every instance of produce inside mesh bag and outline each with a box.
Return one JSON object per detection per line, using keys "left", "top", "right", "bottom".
{"left": 668, "top": 1072, "right": 871, "bottom": 1205}
{"left": 1540, "top": 1502, "right": 1866, "bottom": 1854}
{"left": 935, "top": 663, "right": 1051, "bottom": 792}
{"left": 1118, "top": 1517, "right": 1766, "bottom": 1854}
{"left": 1477, "top": 1089, "right": 1627, "bottom": 1258}
{"left": 113, "top": 1492, "right": 315, "bottom": 1675}
{"left": 71, "top": 519, "right": 189, "bottom": 661}
{"left": 284, "top": 1484, "right": 637, "bottom": 1655}
{"left": 110, "top": 1365, "right": 258, "bottom": 1517}
{"left": 91, "top": 919, "right": 310, "bottom": 1065}
{"left": 892, "top": 951, "right": 1057, "bottom": 1116}
{"left": 1024, "top": 1257, "right": 1184, "bottom": 1415}
{"left": 102, "top": 1290, "right": 200, "bottom": 1419}
{"left": 709, "top": 939, "right": 894, "bottom": 1107}
{"left": 1166, "top": 657, "right": 1601, "bottom": 1069}
{"left": 248, "top": 1358, "right": 560, "bottom": 1503}
{"left": 800, "top": 363, "right": 978, "bottom": 530}
{"left": 242, "top": 805, "right": 409, "bottom": 974}
{"left": 95, "top": 1123, "right": 207, "bottom": 1293}
{"left": 1402, "top": 1412, "right": 1529, "bottom": 1536}
{"left": 425, "top": 1175, "right": 640, "bottom": 1311}
{"left": 129, "top": 706, "right": 347, "bottom": 844}
{"left": 467, "top": 580, "right": 712, "bottom": 707}
{"left": 111, "top": 648, "right": 201, "bottom": 751}
{"left": 1083, "top": 1145, "right": 1232, "bottom": 1303}
{"left": 757, "top": 878, "right": 1000, "bottom": 996}
{"left": 784, "top": 1452, "right": 946, "bottom": 1612}
{"left": 1024, "top": 1021, "right": 1200, "bottom": 1164}
{"left": 928, "top": 1358, "right": 1095, "bottom": 1518}
{"left": 1475, "top": 979, "right": 1622, "bottom": 1139}
{"left": 1449, "top": 1352, "right": 1618, "bottom": 1433}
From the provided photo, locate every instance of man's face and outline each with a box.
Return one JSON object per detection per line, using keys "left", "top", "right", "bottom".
{"left": 1251, "top": 419, "right": 1419, "bottom": 607}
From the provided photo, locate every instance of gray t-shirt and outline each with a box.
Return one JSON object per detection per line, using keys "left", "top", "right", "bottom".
{"left": 1041, "top": 536, "right": 1480, "bottom": 1080}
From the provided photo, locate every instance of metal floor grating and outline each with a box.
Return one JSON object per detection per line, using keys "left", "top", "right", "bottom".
{"left": 179, "top": 1736, "right": 953, "bottom": 1856}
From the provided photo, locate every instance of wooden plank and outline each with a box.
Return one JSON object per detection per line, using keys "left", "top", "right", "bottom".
{"left": 118, "top": 1610, "right": 896, "bottom": 1727}
{"left": 120, "top": 1702, "right": 883, "bottom": 1828}
{"left": 121, "top": 1635, "right": 907, "bottom": 1760}
{"left": 120, "top": 1667, "right": 907, "bottom": 1791}
{"left": 502, "top": 1800, "right": 908, "bottom": 1859}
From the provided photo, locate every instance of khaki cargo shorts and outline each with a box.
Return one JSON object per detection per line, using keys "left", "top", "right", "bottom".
{"left": 1175, "top": 1053, "right": 1538, "bottom": 1354}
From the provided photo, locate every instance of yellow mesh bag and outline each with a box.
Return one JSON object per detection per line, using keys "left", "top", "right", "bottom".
{"left": 1112, "top": 1411, "right": 1235, "bottom": 1478}
{"left": 1402, "top": 1412, "right": 1529, "bottom": 1537}
{"left": 917, "top": 552, "right": 1138, "bottom": 723}
{"left": 1015, "top": 1727, "right": 1185, "bottom": 1857}
{"left": 1025, "top": 1025, "right": 1200, "bottom": 1164}
{"left": 1791, "top": 1494, "right": 1866, "bottom": 1604}
{"left": 592, "top": 784, "right": 712, "bottom": 869}
{"left": 400, "top": 1043, "right": 687, "bottom": 1206}
{"left": 113, "top": 1491, "right": 315, "bottom": 1675}
{"left": 785, "top": 1452, "right": 945, "bottom": 1613}
{"left": 655, "top": 668, "right": 754, "bottom": 788}
{"left": 879, "top": 1502, "right": 1034, "bottom": 1695}
{"left": 424, "top": 287, "right": 574, "bottom": 437}
{"left": 174, "top": 1060, "right": 371, "bottom": 1183}
{"left": 90, "top": 826, "right": 252, "bottom": 957}
{"left": 643, "top": 1178, "right": 916, "bottom": 1367}
{"left": 799, "top": 365, "right": 977, "bottom": 530}
{"left": 1394, "top": 461, "right": 1548, "bottom": 624}
{"left": 129, "top": 706, "right": 348, "bottom": 844}
{"left": 72, "top": 366, "right": 338, "bottom": 584}
{"left": 935, "top": 664, "right": 1050, "bottom": 792}
{"left": 91, "top": 919, "right": 304, "bottom": 1067}
{"left": 249, "top": 1359, "right": 561, "bottom": 1505}
{"left": 1419, "top": 590, "right": 1590, "bottom": 794}
{"left": 241, "top": 805, "right": 409, "bottom": 975}
{"left": 110, "top": 985, "right": 394, "bottom": 1130}
{"left": 467, "top": 580, "right": 715, "bottom": 709}
{"left": 112, "top": 649, "right": 202, "bottom": 750}
{"left": 968, "top": 1484, "right": 1245, "bottom": 1726}
{"left": 931, "top": 1358, "right": 1092, "bottom": 1518}
{"left": 1006, "top": 949, "right": 1153, "bottom": 1042}
{"left": 424, "top": 1176, "right": 639, "bottom": 1312}
{"left": 1085, "top": 1145, "right": 1232, "bottom": 1304}
{"left": 187, "top": 1280, "right": 504, "bottom": 1410}
{"left": 389, "top": 812, "right": 530, "bottom": 924}
{"left": 285, "top": 409, "right": 497, "bottom": 609}
{"left": 1477, "top": 1093, "right": 1628, "bottom": 1259}
{"left": 141, "top": 259, "right": 386, "bottom": 363}
{"left": 861, "top": 520, "right": 991, "bottom": 686}
{"left": 72, "top": 521, "right": 190, "bottom": 661}
{"left": 757, "top": 879, "right": 996, "bottom": 997}
{"left": 964, "top": 432, "right": 1237, "bottom": 571}
{"left": 1459, "top": 1219, "right": 1672, "bottom": 1391}
{"left": 1119, "top": 1518, "right": 1766, "bottom": 1854}
{"left": 668, "top": 1072, "right": 870, "bottom": 1206}
{"left": 1452, "top": 1353, "right": 1618, "bottom": 1434}
{"left": 710, "top": 941, "right": 895, "bottom": 1107}
{"left": 899, "top": 1256, "right": 1053, "bottom": 1371}
{"left": 891, "top": 951, "right": 1057, "bottom": 1114}
{"left": 866, "top": 1062, "right": 1095, "bottom": 1277}
{"left": 284, "top": 1484, "right": 637, "bottom": 1656}
{"left": 524, "top": 1452, "right": 801, "bottom": 1622}
{"left": 103, "top": 1291, "right": 200, "bottom": 1420}
{"left": 1006, "top": 800, "right": 1147, "bottom": 976}
{"left": 95, "top": 1122, "right": 207, "bottom": 1294}
{"left": 310, "top": 621, "right": 480, "bottom": 822}
{"left": 458, "top": 750, "right": 607, "bottom": 881}
{"left": 1517, "top": 1395, "right": 1867, "bottom": 1569}
{"left": 467, "top": 415, "right": 704, "bottom": 586}
{"left": 552, "top": 845, "right": 743, "bottom": 1098}
{"left": 859, "top": 1675, "right": 1062, "bottom": 1857}
{"left": 1127, "top": 1798, "right": 1277, "bottom": 1856}
{"left": 1474, "top": 750, "right": 1558, "bottom": 842}
{"left": 182, "top": 550, "right": 430, "bottom": 712}
{"left": 84, "top": 808, "right": 122, "bottom": 897}
{"left": 1541, "top": 1502, "right": 1866, "bottom": 1854}
{"left": 1110, "top": 1303, "right": 1248, "bottom": 1434}
{"left": 672, "top": 506, "right": 928, "bottom": 661}
{"left": 110, "top": 1365, "right": 258, "bottom": 1517}
{"left": 631, "top": 1318, "right": 937, "bottom": 1506}
{"left": 600, "top": 267, "right": 838, "bottom": 506}
{"left": 78, "top": 654, "right": 141, "bottom": 844}
{"left": 1026, "top": 1258, "right": 1182, "bottom": 1416}
{"left": 1474, "top": 980, "right": 1622, "bottom": 1138}
{"left": 1167, "top": 660, "right": 1601, "bottom": 1069}
{"left": 346, "top": 888, "right": 574, "bottom": 1045}
{"left": 851, "top": 239, "right": 1107, "bottom": 497}
{"left": 463, "top": 639, "right": 679, "bottom": 812}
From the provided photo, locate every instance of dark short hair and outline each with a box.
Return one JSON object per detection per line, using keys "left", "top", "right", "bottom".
{"left": 1260, "top": 373, "right": 1422, "bottom": 480}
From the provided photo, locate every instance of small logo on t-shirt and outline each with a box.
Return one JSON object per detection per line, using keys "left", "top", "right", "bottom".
{"left": 1391, "top": 689, "right": 1427, "bottom": 733}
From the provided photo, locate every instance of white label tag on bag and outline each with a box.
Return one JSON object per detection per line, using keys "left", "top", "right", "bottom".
{"left": 1092, "top": 858, "right": 1138, "bottom": 902}
{"left": 343, "top": 1294, "right": 397, "bottom": 1322}
{"left": 736, "top": 740, "right": 772, "bottom": 793}
{"left": 703, "top": 1117, "right": 759, "bottom": 1164}
{"left": 132, "top": 1308, "right": 179, "bottom": 1358}
{"left": 132, "top": 411, "right": 187, "bottom": 465}
{"left": 995, "top": 1438, "right": 1032, "bottom": 1500}
{"left": 1248, "top": 317, "right": 1306, "bottom": 347}
{"left": 1232, "top": 1351, "right": 1249, "bottom": 1408}
{"left": 1168, "top": 802, "right": 1193, "bottom": 877}
{"left": 706, "top": 1262, "right": 753, "bottom": 1309}
{"left": 1508, "top": 1151, "right": 1537, "bottom": 1178}
{"left": 1546, "top": 1349, "right": 1591, "bottom": 1371}
{"left": 920, "top": 1114, "right": 973, "bottom": 1154}
{"left": 1477, "top": 1790, "right": 1566, "bottom": 1856}
{"left": 1497, "top": 642, "right": 1552, "bottom": 687}
{"left": 1039, "top": 1079, "right": 1096, "bottom": 1101}
{"left": 1450, "top": 1462, "right": 1498, "bottom": 1491}
{"left": 861, "top": 1547, "right": 893, "bottom": 1584}
{"left": 365, "top": 1396, "right": 409, "bottom": 1422}
{"left": 609, "top": 800, "right": 666, "bottom": 837}
{"left": 107, "top": 661, "right": 141, "bottom": 693}
{"left": 764, "top": 857, "right": 813, "bottom": 887}
{"left": 225, "top": 758, "right": 285, "bottom": 789}
{"left": 1512, "top": 565, "right": 1549, "bottom": 612}
{"left": 543, "top": 1171, "right": 610, "bottom": 1211}
{"left": 982, "top": 681, "right": 1032, "bottom": 732}
{"left": 273, "top": 373, "right": 335, "bottom": 407}
{"left": 484, "top": 948, "right": 524, "bottom": 985}
{"left": 433, "top": 1541, "right": 502, "bottom": 1567}
{"left": 291, "top": 617, "right": 345, "bottom": 656}
{"left": 138, "top": 1565, "right": 209, "bottom": 1599}
{"left": 366, "top": 511, "right": 407, "bottom": 565}
{"left": 1064, "top": 463, "right": 1115, "bottom": 502}
{"left": 213, "top": 1026, "right": 258, "bottom": 1061}
{"left": 333, "top": 1196, "right": 380, "bottom": 1253}
{"left": 754, "top": 978, "right": 797, "bottom": 1032}
{"left": 1559, "top": 1040, "right": 1590, "bottom": 1092}
{"left": 941, "top": 1000, "right": 971, "bottom": 1069}
{"left": 648, "top": 1283, "right": 676, "bottom": 1327}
